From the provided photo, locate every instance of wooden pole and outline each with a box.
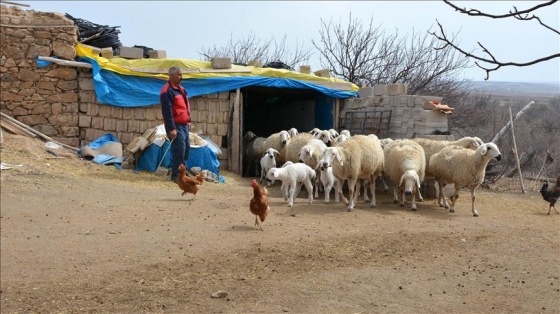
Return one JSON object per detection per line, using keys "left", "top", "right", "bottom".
{"left": 509, "top": 105, "right": 525, "bottom": 193}
{"left": 230, "top": 88, "right": 241, "bottom": 175}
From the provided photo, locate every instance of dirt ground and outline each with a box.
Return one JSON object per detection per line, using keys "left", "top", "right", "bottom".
{"left": 1, "top": 133, "right": 559, "bottom": 313}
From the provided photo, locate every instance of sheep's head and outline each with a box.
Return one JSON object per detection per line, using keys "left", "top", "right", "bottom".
{"left": 264, "top": 148, "right": 279, "bottom": 159}
{"left": 400, "top": 170, "right": 421, "bottom": 196}
{"left": 244, "top": 131, "right": 257, "bottom": 142}
{"left": 288, "top": 128, "right": 299, "bottom": 138}
{"left": 321, "top": 147, "right": 343, "bottom": 167}
{"left": 265, "top": 167, "right": 278, "bottom": 182}
{"left": 278, "top": 130, "right": 291, "bottom": 144}
{"left": 480, "top": 142, "right": 502, "bottom": 161}
{"left": 298, "top": 146, "right": 313, "bottom": 163}
{"left": 314, "top": 130, "right": 334, "bottom": 147}
{"left": 309, "top": 128, "right": 321, "bottom": 136}
{"left": 340, "top": 130, "right": 351, "bottom": 138}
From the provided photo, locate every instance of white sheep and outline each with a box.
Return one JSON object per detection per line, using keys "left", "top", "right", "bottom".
{"left": 328, "top": 129, "right": 340, "bottom": 139}
{"left": 298, "top": 139, "right": 328, "bottom": 198}
{"left": 321, "top": 135, "right": 385, "bottom": 211}
{"left": 266, "top": 162, "right": 315, "bottom": 207}
{"left": 334, "top": 134, "right": 350, "bottom": 144}
{"left": 308, "top": 127, "right": 321, "bottom": 137}
{"left": 288, "top": 127, "right": 299, "bottom": 138}
{"left": 429, "top": 142, "right": 502, "bottom": 217}
{"left": 282, "top": 132, "right": 314, "bottom": 163}
{"left": 259, "top": 148, "right": 280, "bottom": 186}
{"left": 383, "top": 139, "right": 426, "bottom": 211}
{"left": 279, "top": 161, "right": 294, "bottom": 199}
{"left": 316, "top": 158, "right": 339, "bottom": 203}
{"left": 244, "top": 131, "right": 266, "bottom": 177}
{"left": 340, "top": 129, "right": 351, "bottom": 138}
{"left": 379, "top": 138, "right": 394, "bottom": 149}
{"left": 261, "top": 130, "right": 291, "bottom": 164}
{"left": 313, "top": 129, "right": 335, "bottom": 147}
{"left": 413, "top": 136, "right": 484, "bottom": 205}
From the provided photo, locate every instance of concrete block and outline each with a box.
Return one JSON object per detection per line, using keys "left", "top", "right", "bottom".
{"left": 314, "top": 69, "right": 330, "bottom": 78}
{"left": 386, "top": 84, "right": 407, "bottom": 96}
{"left": 372, "top": 85, "right": 387, "bottom": 96}
{"left": 416, "top": 110, "right": 448, "bottom": 124}
{"left": 148, "top": 49, "right": 167, "bottom": 59}
{"left": 299, "top": 65, "right": 311, "bottom": 74}
{"left": 119, "top": 46, "right": 144, "bottom": 59}
{"left": 100, "top": 47, "right": 113, "bottom": 59}
{"left": 249, "top": 60, "right": 263, "bottom": 67}
{"left": 358, "top": 87, "right": 374, "bottom": 98}
{"left": 211, "top": 57, "right": 232, "bottom": 69}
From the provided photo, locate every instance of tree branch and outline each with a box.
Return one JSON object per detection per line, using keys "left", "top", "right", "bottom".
{"left": 430, "top": 20, "right": 560, "bottom": 80}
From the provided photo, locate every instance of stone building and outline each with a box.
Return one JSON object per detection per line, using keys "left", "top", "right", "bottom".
{"left": 1, "top": 4, "right": 451, "bottom": 182}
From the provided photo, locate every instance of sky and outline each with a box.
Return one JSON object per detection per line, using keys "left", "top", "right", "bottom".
{"left": 17, "top": 1, "right": 560, "bottom": 84}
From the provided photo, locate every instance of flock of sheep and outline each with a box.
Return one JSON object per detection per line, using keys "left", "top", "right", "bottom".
{"left": 244, "top": 127, "right": 502, "bottom": 216}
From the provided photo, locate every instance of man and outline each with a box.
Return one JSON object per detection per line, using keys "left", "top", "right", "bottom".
{"left": 160, "top": 66, "right": 191, "bottom": 183}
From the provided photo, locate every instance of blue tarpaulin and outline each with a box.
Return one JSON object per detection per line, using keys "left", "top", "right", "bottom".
{"left": 135, "top": 142, "right": 225, "bottom": 183}
{"left": 76, "top": 56, "right": 359, "bottom": 108}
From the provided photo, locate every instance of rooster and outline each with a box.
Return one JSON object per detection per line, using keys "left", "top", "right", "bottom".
{"left": 250, "top": 178, "right": 270, "bottom": 231}
{"left": 540, "top": 176, "right": 560, "bottom": 215}
{"left": 177, "top": 164, "right": 203, "bottom": 200}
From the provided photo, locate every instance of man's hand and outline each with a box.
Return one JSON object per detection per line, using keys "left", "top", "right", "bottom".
{"left": 169, "top": 129, "right": 177, "bottom": 140}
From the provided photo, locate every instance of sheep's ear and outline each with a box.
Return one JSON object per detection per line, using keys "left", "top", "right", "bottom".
{"left": 414, "top": 173, "right": 421, "bottom": 189}
{"left": 480, "top": 144, "right": 488, "bottom": 156}
{"left": 308, "top": 147, "right": 314, "bottom": 157}
{"left": 399, "top": 175, "right": 405, "bottom": 187}
{"left": 335, "top": 150, "right": 343, "bottom": 166}
{"left": 273, "top": 169, "right": 280, "bottom": 178}
{"left": 272, "top": 149, "right": 280, "bottom": 155}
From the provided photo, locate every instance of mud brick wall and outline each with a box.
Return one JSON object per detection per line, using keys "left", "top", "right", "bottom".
{"left": 344, "top": 84, "right": 448, "bottom": 140}
{"left": 0, "top": 5, "right": 80, "bottom": 147}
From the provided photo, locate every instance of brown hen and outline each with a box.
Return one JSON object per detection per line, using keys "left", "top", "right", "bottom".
{"left": 178, "top": 164, "right": 202, "bottom": 199}
{"left": 250, "top": 178, "right": 269, "bottom": 231}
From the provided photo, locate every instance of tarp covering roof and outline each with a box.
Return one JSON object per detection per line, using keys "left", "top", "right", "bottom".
{"left": 75, "top": 44, "right": 359, "bottom": 107}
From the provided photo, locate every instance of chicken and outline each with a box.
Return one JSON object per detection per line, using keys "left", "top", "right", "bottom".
{"left": 178, "top": 164, "right": 203, "bottom": 200}
{"left": 540, "top": 176, "right": 560, "bottom": 215}
{"left": 250, "top": 178, "right": 270, "bottom": 231}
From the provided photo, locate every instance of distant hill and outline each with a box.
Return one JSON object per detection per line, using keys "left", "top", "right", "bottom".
{"left": 467, "top": 81, "right": 560, "bottom": 98}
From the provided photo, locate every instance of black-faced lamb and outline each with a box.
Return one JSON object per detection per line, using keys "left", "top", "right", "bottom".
{"left": 429, "top": 142, "right": 502, "bottom": 217}
{"left": 320, "top": 135, "right": 385, "bottom": 211}
{"left": 259, "top": 148, "right": 280, "bottom": 186}
{"left": 383, "top": 139, "right": 426, "bottom": 211}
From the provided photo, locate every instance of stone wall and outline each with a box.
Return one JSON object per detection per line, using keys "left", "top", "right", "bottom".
{"left": 344, "top": 84, "right": 453, "bottom": 140}
{"left": 1, "top": 5, "right": 231, "bottom": 166}
{"left": 0, "top": 5, "right": 80, "bottom": 146}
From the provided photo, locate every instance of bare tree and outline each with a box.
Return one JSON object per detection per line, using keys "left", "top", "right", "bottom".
{"left": 430, "top": 0, "right": 560, "bottom": 80}
{"left": 312, "top": 12, "right": 471, "bottom": 98}
{"left": 198, "top": 32, "right": 312, "bottom": 69}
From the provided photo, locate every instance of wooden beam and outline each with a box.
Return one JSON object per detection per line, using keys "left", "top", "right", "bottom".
{"left": 230, "top": 88, "right": 241, "bottom": 175}
{"left": 0, "top": 1, "right": 30, "bottom": 7}
{"left": 509, "top": 105, "right": 526, "bottom": 193}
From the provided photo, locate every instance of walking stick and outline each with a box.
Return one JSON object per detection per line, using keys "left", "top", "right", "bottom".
{"left": 155, "top": 138, "right": 174, "bottom": 173}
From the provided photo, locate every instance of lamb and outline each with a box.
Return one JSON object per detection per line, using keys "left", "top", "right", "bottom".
{"left": 259, "top": 148, "right": 280, "bottom": 186}
{"left": 316, "top": 158, "right": 339, "bottom": 203}
{"left": 298, "top": 139, "right": 328, "bottom": 198}
{"left": 282, "top": 132, "right": 313, "bottom": 163}
{"left": 321, "top": 134, "right": 385, "bottom": 211}
{"left": 429, "top": 142, "right": 502, "bottom": 217}
{"left": 383, "top": 139, "right": 426, "bottom": 211}
{"left": 261, "top": 130, "right": 291, "bottom": 164}
{"left": 266, "top": 162, "right": 316, "bottom": 207}
{"left": 244, "top": 131, "right": 266, "bottom": 177}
